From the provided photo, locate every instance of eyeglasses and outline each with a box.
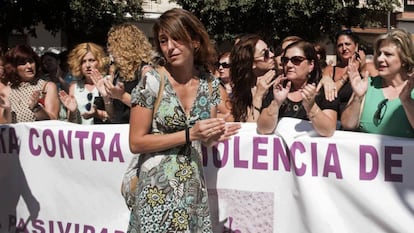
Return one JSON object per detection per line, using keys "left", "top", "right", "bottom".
{"left": 373, "top": 98, "right": 388, "bottom": 125}
{"left": 281, "top": 56, "right": 307, "bottom": 66}
{"left": 216, "top": 62, "right": 231, "bottom": 69}
{"left": 85, "top": 93, "right": 93, "bottom": 111}
{"left": 254, "top": 48, "right": 273, "bottom": 60}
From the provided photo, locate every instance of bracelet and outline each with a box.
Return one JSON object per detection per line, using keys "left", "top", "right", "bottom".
{"left": 185, "top": 126, "right": 191, "bottom": 145}
{"left": 253, "top": 105, "right": 261, "bottom": 113}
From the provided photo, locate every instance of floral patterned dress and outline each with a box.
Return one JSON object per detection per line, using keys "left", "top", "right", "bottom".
{"left": 127, "top": 68, "right": 220, "bottom": 233}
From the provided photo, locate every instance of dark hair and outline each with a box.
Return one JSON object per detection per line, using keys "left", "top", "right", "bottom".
{"left": 153, "top": 8, "right": 217, "bottom": 73}
{"left": 335, "top": 29, "right": 359, "bottom": 44}
{"left": 283, "top": 40, "right": 322, "bottom": 84}
{"left": 4, "top": 44, "right": 41, "bottom": 88}
{"left": 314, "top": 42, "right": 327, "bottom": 69}
{"left": 230, "top": 34, "right": 261, "bottom": 122}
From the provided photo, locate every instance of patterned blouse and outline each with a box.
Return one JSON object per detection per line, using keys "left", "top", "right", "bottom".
{"left": 9, "top": 79, "right": 47, "bottom": 123}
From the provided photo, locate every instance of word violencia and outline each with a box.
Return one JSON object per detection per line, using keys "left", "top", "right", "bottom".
{"left": 3, "top": 215, "right": 124, "bottom": 233}
{"left": 0, "top": 127, "right": 125, "bottom": 163}
{"left": 202, "top": 136, "right": 405, "bottom": 182}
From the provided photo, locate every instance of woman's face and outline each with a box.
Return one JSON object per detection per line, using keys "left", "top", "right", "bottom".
{"left": 336, "top": 35, "right": 357, "bottom": 62}
{"left": 375, "top": 40, "right": 401, "bottom": 79}
{"left": 42, "top": 55, "right": 59, "bottom": 73}
{"left": 158, "top": 30, "right": 194, "bottom": 67}
{"left": 253, "top": 40, "right": 275, "bottom": 72}
{"left": 282, "top": 46, "right": 313, "bottom": 82}
{"left": 217, "top": 55, "right": 231, "bottom": 83}
{"left": 81, "top": 52, "right": 98, "bottom": 78}
{"left": 17, "top": 58, "right": 36, "bottom": 81}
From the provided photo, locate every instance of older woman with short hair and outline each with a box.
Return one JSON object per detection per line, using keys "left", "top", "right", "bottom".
{"left": 341, "top": 28, "right": 414, "bottom": 138}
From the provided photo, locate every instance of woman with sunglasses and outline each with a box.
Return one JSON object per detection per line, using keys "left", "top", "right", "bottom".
{"left": 230, "top": 34, "right": 276, "bottom": 122}
{"left": 0, "top": 44, "right": 60, "bottom": 123}
{"left": 215, "top": 51, "right": 234, "bottom": 121}
{"left": 59, "top": 42, "right": 111, "bottom": 124}
{"left": 341, "top": 28, "right": 414, "bottom": 138}
{"left": 257, "top": 40, "right": 339, "bottom": 137}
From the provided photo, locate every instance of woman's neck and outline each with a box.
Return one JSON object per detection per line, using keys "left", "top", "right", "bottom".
{"left": 167, "top": 65, "right": 196, "bottom": 84}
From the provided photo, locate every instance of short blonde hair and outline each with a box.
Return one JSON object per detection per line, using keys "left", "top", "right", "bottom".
{"left": 107, "top": 23, "right": 153, "bottom": 81}
{"left": 67, "top": 42, "right": 107, "bottom": 78}
{"left": 374, "top": 28, "right": 414, "bottom": 73}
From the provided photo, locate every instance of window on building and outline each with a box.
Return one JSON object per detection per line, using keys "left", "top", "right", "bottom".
{"left": 406, "top": 0, "right": 414, "bottom": 11}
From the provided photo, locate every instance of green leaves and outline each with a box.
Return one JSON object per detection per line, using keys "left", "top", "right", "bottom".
{"left": 172, "top": 0, "right": 399, "bottom": 45}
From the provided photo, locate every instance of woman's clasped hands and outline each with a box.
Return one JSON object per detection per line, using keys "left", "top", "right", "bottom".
{"left": 190, "top": 116, "right": 241, "bottom": 146}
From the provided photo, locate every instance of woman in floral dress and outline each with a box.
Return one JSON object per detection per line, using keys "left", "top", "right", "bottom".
{"left": 128, "top": 8, "right": 240, "bottom": 233}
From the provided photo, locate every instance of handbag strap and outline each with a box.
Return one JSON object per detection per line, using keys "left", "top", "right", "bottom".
{"left": 153, "top": 66, "right": 166, "bottom": 117}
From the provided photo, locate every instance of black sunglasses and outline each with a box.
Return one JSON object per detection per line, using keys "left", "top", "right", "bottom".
{"left": 216, "top": 62, "right": 231, "bottom": 69}
{"left": 281, "top": 56, "right": 307, "bottom": 66}
{"left": 85, "top": 93, "right": 93, "bottom": 111}
{"left": 255, "top": 48, "right": 273, "bottom": 60}
{"left": 373, "top": 98, "right": 388, "bottom": 125}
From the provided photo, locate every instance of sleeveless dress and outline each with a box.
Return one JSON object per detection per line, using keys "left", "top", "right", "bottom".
{"left": 72, "top": 81, "right": 100, "bottom": 125}
{"left": 359, "top": 77, "right": 414, "bottom": 138}
{"left": 127, "top": 68, "right": 220, "bottom": 233}
{"left": 9, "top": 79, "right": 47, "bottom": 123}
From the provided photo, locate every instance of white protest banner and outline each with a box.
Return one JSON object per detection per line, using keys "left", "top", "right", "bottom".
{"left": 1, "top": 119, "right": 413, "bottom": 233}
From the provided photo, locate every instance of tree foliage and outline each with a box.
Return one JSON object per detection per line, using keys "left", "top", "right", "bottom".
{"left": 172, "top": 0, "right": 400, "bottom": 47}
{"left": 0, "top": 0, "right": 144, "bottom": 50}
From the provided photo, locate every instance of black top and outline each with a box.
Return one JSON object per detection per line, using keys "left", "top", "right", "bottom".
{"left": 110, "top": 69, "right": 141, "bottom": 124}
{"left": 262, "top": 87, "right": 339, "bottom": 120}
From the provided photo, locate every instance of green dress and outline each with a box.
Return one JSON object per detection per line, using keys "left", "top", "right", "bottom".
{"left": 127, "top": 68, "right": 220, "bottom": 233}
{"left": 359, "top": 76, "right": 414, "bottom": 138}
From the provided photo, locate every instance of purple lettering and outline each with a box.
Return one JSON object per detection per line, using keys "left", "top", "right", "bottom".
{"left": 384, "top": 146, "right": 403, "bottom": 182}
{"left": 29, "top": 128, "right": 41, "bottom": 156}
{"left": 108, "top": 133, "right": 124, "bottom": 162}
{"left": 49, "top": 220, "right": 54, "bottom": 233}
{"left": 100, "top": 228, "right": 108, "bottom": 233}
{"left": 290, "top": 141, "right": 306, "bottom": 176}
{"left": 17, "top": 218, "right": 28, "bottom": 233}
{"left": 43, "top": 129, "right": 56, "bottom": 158}
{"left": 359, "top": 145, "right": 379, "bottom": 180}
{"left": 32, "top": 219, "right": 45, "bottom": 233}
{"left": 252, "top": 137, "right": 268, "bottom": 170}
{"left": 75, "top": 131, "right": 89, "bottom": 160}
{"left": 213, "top": 141, "right": 229, "bottom": 168}
{"left": 322, "top": 143, "right": 343, "bottom": 179}
{"left": 57, "top": 221, "right": 71, "bottom": 233}
{"left": 91, "top": 132, "right": 106, "bottom": 161}
{"left": 58, "top": 130, "right": 73, "bottom": 159}
{"left": 311, "top": 143, "right": 318, "bottom": 176}
{"left": 233, "top": 136, "right": 248, "bottom": 168}
{"left": 273, "top": 137, "right": 290, "bottom": 172}
{"left": 83, "top": 224, "right": 95, "bottom": 233}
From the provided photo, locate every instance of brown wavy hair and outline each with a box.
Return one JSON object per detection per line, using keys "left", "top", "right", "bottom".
{"left": 230, "top": 34, "right": 261, "bottom": 122}
{"left": 4, "top": 44, "right": 42, "bottom": 88}
{"left": 67, "top": 42, "right": 107, "bottom": 79}
{"left": 107, "top": 23, "right": 153, "bottom": 81}
{"left": 152, "top": 8, "right": 217, "bottom": 73}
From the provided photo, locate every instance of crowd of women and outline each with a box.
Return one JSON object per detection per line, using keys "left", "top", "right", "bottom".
{"left": 0, "top": 7, "right": 414, "bottom": 232}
